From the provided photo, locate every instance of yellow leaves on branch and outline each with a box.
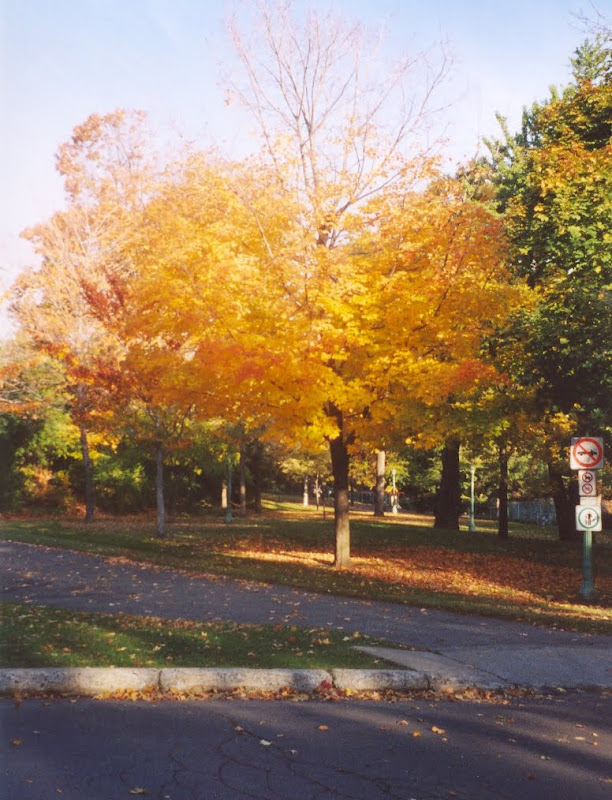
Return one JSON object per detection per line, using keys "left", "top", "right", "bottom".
{"left": 14, "top": 104, "right": 526, "bottom": 458}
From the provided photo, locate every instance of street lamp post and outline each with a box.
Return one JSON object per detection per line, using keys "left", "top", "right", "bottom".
{"left": 225, "top": 456, "right": 233, "bottom": 524}
{"left": 468, "top": 464, "right": 476, "bottom": 532}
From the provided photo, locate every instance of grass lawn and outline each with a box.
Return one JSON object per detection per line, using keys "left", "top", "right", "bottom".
{"left": 0, "top": 601, "right": 393, "bottom": 669}
{"left": 1, "top": 502, "right": 611, "bottom": 634}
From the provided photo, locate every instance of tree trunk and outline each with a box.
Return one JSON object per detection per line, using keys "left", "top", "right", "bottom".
{"left": 328, "top": 407, "right": 351, "bottom": 567}
{"left": 548, "top": 462, "right": 580, "bottom": 541}
{"left": 434, "top": 437, "right": 461, "bottom": 530}
{"left": 498, "top": 443, "right": 509, "bottom": 540}
{"left": 303, "top": 476, "right": 309, "bottom": 506}
{"left": 221, "top": 479, "right": 228, "bottom": 510}
{"left": 79, "top": 423, "right": 95, "bottom": 523}
{"left": 374, "top": 450, "right": 386, "bottom": 517}
{"left": 155, "top": 441, "right": 165, "bottom": 538}
{"left": 239, "top": 446, "right": 247, "bottom": 516}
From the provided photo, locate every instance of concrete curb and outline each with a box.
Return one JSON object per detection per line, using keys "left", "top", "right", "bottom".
{"left": 160, "top": 668, "right": 332, "bottom": 694}
{"left": 0, "top": 668, "right": 436, "bottom": 697}
{"left": 332, "top": 668, "right": 429, "bottom": 692}
{"left": 0, "top": 668, "right": 160, "bottom": 696}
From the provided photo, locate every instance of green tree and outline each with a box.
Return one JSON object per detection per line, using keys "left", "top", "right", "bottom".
{"left": 0, "top": 344, "right": 81, "bottom": 511}
{"left": 487, "top": 36, "right": 612, "bottom": 538}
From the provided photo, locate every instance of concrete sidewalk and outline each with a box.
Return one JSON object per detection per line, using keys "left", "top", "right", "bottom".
{"left": 2, "top": 540, "right": 611, "bottom": 695}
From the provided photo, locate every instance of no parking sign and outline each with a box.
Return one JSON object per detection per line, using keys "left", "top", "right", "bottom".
{"left": 570, "top": 437, "right": 604, "bottom": 470}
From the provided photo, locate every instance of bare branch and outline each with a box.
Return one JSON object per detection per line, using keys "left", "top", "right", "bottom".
{"left": 226, "top": 0, "right": 451, "bottom": 225}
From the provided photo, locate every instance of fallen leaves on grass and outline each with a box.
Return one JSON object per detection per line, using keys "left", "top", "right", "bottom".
{"left": 223, "top": 543, "right": 612, "bottom": 624}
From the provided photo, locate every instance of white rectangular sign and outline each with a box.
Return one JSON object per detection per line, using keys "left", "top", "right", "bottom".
{"left": 579, "top": 495, "right": 601, "bottom": 508}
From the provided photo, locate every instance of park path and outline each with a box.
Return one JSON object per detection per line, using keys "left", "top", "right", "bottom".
{"left": 1, "top": 538, "right": 606, "bottom": 649}
{"left": 2, "top": 539, "right": 611, "bottom": 688}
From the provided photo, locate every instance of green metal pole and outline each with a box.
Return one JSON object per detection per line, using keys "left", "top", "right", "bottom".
{"left": 225, "top": 456, "right": 233, "bottom": 524}
{"left": 579, "top": 529, "right": 595, "bottom": 600}
{"left": 468, "top": 465, "right": 476, "bottom": 532}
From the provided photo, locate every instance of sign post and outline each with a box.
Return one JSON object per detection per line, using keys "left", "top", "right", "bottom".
{"left": 580, "top": 529, "right": 595, "bottom": 600}
{"left": 570, "top": 438, "right": 604, "bottom": 600}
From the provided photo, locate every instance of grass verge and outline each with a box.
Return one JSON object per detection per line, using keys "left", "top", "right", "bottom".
{"left": 1, "top": 507, "right": 611, "bottom": 634}
{"left": 0, "top": 601, "right": 393, "bottom": 669}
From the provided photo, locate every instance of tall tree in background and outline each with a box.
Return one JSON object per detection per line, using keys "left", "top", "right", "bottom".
{"left": 225, "top": 1, "right": 452, "bottom": 564}
{"left": 488, "top": 36, "right": 612, "bottom": 539}
{"left": 10, "top": 110, "right": 155, "bottom": 521}
{"left": 13, "top": 207, "right": 118, "bottom": 521}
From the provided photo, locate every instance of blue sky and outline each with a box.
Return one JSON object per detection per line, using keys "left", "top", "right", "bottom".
{"left": 1, "top": 0, "right": 608, "bottom": 333}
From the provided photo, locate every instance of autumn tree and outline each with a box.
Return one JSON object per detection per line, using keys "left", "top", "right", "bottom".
{"left": 92, "top": 152, "right": 281, "bottom": 532}
{"left": 83, "top": 7, "right": 518, "bottom": 560}
{"left": 12, "top": 207, "right": 117, "bottom": 521}
{"left": 10, "top": 110, "right": 155, "bottom": 521}
{"left": 487, "top": 36, "right": 612, "bottom": 539}
{"left": 222, "top": 1, "right": 454, "bottom": 564}
{"left": 124, "top": 1, "right": 520, "bottom": 565}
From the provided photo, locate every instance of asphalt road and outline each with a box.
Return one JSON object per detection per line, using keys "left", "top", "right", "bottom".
{"left": 2, "top": 540, "right": 612, "bottom": 798}
{"left": 2, "top": 692, "right": 611, "bottom": 800}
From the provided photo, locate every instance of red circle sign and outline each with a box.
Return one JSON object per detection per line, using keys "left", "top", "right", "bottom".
{"left": 572, "top": 438, "right": 604, "bottom": 469}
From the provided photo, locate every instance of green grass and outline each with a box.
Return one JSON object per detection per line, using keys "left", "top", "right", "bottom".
{"left": 0, "top": 601, "right": 393, "bottom": 669}
{"left": 1, "top": 506, "right": 611, "bottom": 633}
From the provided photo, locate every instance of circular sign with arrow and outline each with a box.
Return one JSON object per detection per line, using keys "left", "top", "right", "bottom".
{"left": 570, "top": 437, "right": 604, "bottom": 470}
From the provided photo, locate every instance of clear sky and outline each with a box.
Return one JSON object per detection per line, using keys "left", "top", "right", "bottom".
{"left": 1, "top": 0, "right": 608, "bottom": 334}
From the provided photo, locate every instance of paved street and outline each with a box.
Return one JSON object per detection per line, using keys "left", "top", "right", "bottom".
{"left": 1, "top": 539, "right": 612, "bottom": 799}
{"left": 2, "top": 693, "right": 611, "bottom": 799}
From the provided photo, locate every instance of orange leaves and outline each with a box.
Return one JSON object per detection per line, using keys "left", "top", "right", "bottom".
{"left": 221, "top": 535, "right": 612, "bottom": 616}
{"left": 353, "top": 544, "right": 606, "bottom": 607}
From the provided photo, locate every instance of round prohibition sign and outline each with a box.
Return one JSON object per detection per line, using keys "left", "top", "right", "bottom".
{"left": 571, "top": 437, "right": 604, "bottom": 469}
{"left": 581, "top": 482, "right": 595, "bottom": 495}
